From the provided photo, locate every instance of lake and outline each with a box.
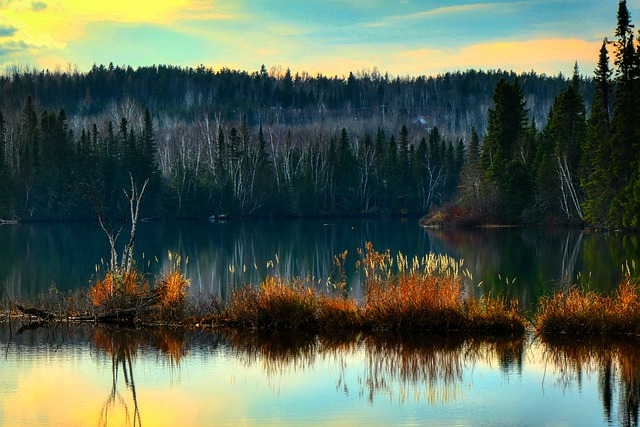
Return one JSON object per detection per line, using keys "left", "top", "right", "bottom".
{"left": 2, "top": 219, "right": 640, "bottom": 426}
{"left": 1, "top": 323, "right": 638, "bottom": 426}
{"left": 1, "top": 219, "right": 639, "bottom": 309}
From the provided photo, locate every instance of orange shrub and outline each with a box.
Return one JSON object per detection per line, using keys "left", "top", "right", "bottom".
{"left": 154, "top": 270, "right": 190, "bottom": 321}
{"left": 536, "top": 277, "right": 640, "bottom": 335}
{"left": 90, "top": 270, "right": 148, "bottom": 309}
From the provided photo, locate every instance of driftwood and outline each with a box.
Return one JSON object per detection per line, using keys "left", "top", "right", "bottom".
{"left": 17, "top": 304, "right": 138, "bottom": 325}
{"left": 69, "top": 309, "right": 138, "bottom": 324}
{"left": 16, "top": 305, "right": 57, "bottom": 321}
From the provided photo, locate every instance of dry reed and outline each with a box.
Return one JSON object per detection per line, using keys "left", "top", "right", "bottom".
{"left": 216, "top": 243, "right": 525, "bottom": 335}
{"left": 535, "top": 276, "right": 640, "bottom": 335}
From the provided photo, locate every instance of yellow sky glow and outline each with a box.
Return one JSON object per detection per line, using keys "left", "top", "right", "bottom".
{"left": 395, "top": 38, "right": 600, "bottom": 75}
{"left": 0, "top": 0, "right": 611, "bottom": 77}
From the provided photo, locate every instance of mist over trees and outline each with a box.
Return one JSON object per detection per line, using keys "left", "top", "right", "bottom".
{"left": 1, "top": 1, "right": 638, "bottom": 229}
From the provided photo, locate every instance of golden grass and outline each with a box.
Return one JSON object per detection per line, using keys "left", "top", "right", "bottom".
{"left": 213, "top": 243, "right": 525, "bottom": 335}
{"left": 90, "top": 270, "right": 149, "bottom": 310}
{"left": 535, "top": 276, "right": 640, "bottom": 335}
{"left": 89, "top": 252, "right": 190, "bottom": 323}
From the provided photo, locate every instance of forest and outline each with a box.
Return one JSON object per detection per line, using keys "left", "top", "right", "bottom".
{"left": 0, "top": 1, "right": 637, "bottom": 229}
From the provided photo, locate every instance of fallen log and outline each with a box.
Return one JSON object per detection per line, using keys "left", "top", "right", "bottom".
{"left": 16, "top": 305, "right": 57, "bottom": 321}
{"left": 69, "top": 308, "right": 138, "bottom": 324}
{"left": 97, "top": 308, "right": 137, "bottom": 324}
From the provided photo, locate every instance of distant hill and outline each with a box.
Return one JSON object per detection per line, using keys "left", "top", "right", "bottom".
{"left": 0, "top": 64, "right": 592, "bottom": 139}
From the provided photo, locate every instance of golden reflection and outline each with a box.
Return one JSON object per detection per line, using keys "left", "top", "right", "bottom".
{"left": 90, "top": 326, "right": 189, "bottom": 426}
{"left": 540, "top": 335, "right": 640, "bottom": 426}
{"left": 226, "top": 330, "right": 525, "bottom": 405}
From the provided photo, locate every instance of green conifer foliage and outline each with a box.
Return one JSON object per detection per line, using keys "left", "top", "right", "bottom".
{"left": 581, "top": 40, "right": 613, "bottom": 227}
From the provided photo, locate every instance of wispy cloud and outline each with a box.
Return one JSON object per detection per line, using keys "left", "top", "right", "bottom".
{"left": 0, "top": 25, "right": 17, "bottom": 37}
{"left": 0, "top": 39, "right": 31, "bottom": 57}
{"left": 364, "top": 1, "right": 525, "bottom": 27}
{"left": 393, "top": 37, "right": 599, "bottom": 75}
{"left": 31, "top": 1, "right": 46, "bottom": 11}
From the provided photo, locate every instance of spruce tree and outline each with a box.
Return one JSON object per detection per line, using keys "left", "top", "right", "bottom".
{"left": 480, "top": 78, "right": 530, "bottom": 221}
{"left": 609, "top": 0, "right": 640, "bottom": 226}
{"left": 581, "top": 40, "right": 613, "bottom": 226}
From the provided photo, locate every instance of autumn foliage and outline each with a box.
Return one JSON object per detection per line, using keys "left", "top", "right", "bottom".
{"left": 217, "top": 243, "right": 525, "bottom": 334}
{"left": 89, "top": 253, "right": 190, "bottom": 323}
{"left": 535, "top": 276, "right": 640, "bottom": 335}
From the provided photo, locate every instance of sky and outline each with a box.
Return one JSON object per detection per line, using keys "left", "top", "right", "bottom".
{"left": 0, "top": 0, "right": 633, "bottom": 78}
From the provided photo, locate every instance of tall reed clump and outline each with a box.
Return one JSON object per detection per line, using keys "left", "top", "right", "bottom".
{"left": 152, "top": 252, "right": 190, "bottom": 321}
{"left": 358, "top": 242, "right": 524, "bottom": 334}
{"left": 535, "top": 275, "right": 640, "bottom": 335}
{"left": 223, "top": 252, "right": 362, "bottom": 332}
{"left": 214, "top": 243, "right": 524, "bottom": 334}
{"left": 226, "top": 276, "right": 318, "bottom": 330}
{"left": 89, "top": 251, "right": 190, "bottom": 324}
{"left": 90, "top": 269, "right": 149, "bottom": 312}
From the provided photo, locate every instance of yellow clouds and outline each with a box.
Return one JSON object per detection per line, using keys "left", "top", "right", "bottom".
{"left": 278, "top": 37, "right": 598, "bottom": 79}
{"left": 394, "top": 38, "right": 601, "bottom": 75}
{"left": 0, "top": 0, "right": 234, "bottom": 68}
{"left": 3, "top": 0, "right": 209, "bottom": 42}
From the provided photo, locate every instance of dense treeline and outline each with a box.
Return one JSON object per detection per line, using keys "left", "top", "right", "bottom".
{"left": 1, "top": 64, "right": 579, "bottom": 134}
{"left": 0, "top": 61, "right": 590, "bottom": 221}
{"left": 6, "top": 2, "right": 640, "bottom": 227}
{"left": 442, "top": 0, "right": 640, "bottom": 229}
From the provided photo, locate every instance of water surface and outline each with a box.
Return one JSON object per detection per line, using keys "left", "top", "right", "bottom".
{"left": 1, "top": 219, "right": 639, "bottom": 308}
{"left": 1, "top": 322, "right": 638, "bottom": 426}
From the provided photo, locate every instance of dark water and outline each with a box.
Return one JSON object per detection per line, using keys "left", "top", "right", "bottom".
{"left": 1, "top": 219, "right": 639, "bottom": 307}
{"left": 1, "top": 323, "right": 639, "bottom": 426}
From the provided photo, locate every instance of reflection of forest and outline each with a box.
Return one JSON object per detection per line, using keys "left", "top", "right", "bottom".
{"left": 426, "top": 228, "right": 640, "bottom": 309}
{"left": 3, "top": 221, "right": 640, "bottom": 305}
{"left": 540, "top": 336, "right": 640, "bottom": 427}
{"left": 2, "top": 322, "right": 640, "bottom": 424}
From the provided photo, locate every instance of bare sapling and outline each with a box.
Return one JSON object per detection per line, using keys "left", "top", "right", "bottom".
{"left": 96, "top": 173, "right": 149, "bottom": 278}
{"left": 120, "top": 174, "right": 149, "bottom": 275}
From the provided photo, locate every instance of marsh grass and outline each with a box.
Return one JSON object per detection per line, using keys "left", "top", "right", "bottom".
{"left": 213, "top": 243, "right": 525, "bottom": 335}
{"left": 88, "top": 251, "right": 190, "bottom": 323}
{"left": 535, "top": 276, "right": 640, "bottom": 335}
{"left": 357, "top": 243, "right": 523, "bottom": 333}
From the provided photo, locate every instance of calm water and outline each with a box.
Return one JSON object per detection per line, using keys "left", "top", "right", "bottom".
{"left": 1, "top": 219, "right": 639, "bottom": 308}
{"left": 1, "top": 322, "right": 638, "bottom": 426}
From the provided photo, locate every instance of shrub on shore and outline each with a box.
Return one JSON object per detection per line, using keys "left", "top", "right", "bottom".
{"left": 535, "top": 276, "right": 640, "bottom": 335}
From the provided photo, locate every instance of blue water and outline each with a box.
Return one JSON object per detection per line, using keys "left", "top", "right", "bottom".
{"left": 0, "top": 324, "right": 634, "bottom": 426}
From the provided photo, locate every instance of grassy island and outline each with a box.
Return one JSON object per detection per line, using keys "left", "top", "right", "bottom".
{"left": 3, "top": 244, "right": 640, "bottom": 338}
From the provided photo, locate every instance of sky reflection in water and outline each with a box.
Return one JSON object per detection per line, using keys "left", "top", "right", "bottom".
{"left": 1, "top": 322, "right": 638, "bottom": 426}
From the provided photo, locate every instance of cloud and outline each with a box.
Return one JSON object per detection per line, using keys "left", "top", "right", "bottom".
{"left": 0, "top": 25, "right": 17, "bottom": 37}
{"left": 286, "top": 36, "right": 600, "bottom": 78}
{"left": 393, "top": 37, "right": 600, "bottom": 75}
{"left": 364, "top": 1, "right": 524, "bottom": 27}
{"left": 31, "top": 1, "right": 46, "bottom": 11}
{"left": 0, "top": 39, "right": 31, "bottom": 56}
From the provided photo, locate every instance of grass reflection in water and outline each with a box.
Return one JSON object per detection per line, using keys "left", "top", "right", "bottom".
{"left": 3, "top": 322, "right": 640, "bottom": 426}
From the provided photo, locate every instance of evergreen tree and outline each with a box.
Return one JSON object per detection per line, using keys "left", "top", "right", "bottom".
{"left": 458, "top": 127, "right": 490, "bottom": 218}
{"left": 383, "top": 135, "right": 399, "bottom": 213}
{"left": 280, "top": 68, "right": 294, "bottom": 109}
{"left": 480, "top": 78, "right": 530, "bottom": 221}
{"left": 581, "top": 40, "right": 614, "bottom": 226}
{"left": 537, "top": 65, "right": 586, "bottom": 222}
{"left": 609, "top": 0, "right": 640, "bottom": 226}
{"left": 0, "top": 112, "right": 10, "bottom": 216}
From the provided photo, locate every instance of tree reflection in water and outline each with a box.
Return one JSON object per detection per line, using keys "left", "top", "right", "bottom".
{"left": 4, "top": 320, "right": 640, "bottom": 425}
{"left": 90, "top": 326, "right": 189, "bottom": 427}
{"left": 540, "top": 336, "right": 640, "bottom": 426}
{"left": 226, "top": 331, "right": 525, "bottom": 405}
